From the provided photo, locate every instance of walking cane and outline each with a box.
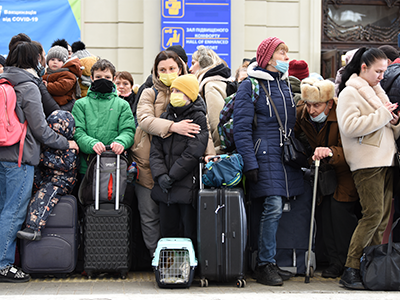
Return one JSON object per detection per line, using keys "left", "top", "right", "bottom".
{"left": 305, "top": 159, "right": 319, "bottom": 283}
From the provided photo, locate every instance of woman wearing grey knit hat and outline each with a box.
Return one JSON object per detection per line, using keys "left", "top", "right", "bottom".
{"left": 189, "top": 45, "right": 232, "bottom": 153}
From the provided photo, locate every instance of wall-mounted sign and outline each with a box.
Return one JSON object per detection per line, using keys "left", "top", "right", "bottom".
{"left": 161, "top": 0, "right": 231, "bottom": 68}
{"left": 0, "top": 0, "right": 81, "bottom": 57}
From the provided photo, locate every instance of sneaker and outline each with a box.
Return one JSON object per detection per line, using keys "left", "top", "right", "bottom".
{"left": 272, "top": 264, "right": 294, "bottom": 281}
{"left": 256, "top": 262, "right": 283, "bottom": 286}
{"left": 339, "top": 267, "right": 365, "bottom": 290}
{"left": 322, "top": 264, "right": 343, "bottom": 279}
{"left": 0, "top": 265, "right": 30, "bottom": 283}
{"left": 17, "top": 228, "right": 41, "bottom": 241}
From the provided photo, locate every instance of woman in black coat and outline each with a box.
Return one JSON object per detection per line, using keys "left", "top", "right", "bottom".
{"left": 150, "top": 75, "right": 208, "bottom": 246}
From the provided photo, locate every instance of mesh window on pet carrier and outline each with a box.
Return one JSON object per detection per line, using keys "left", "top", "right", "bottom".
{"left": 158, "top": 249, "right": 191, "bottom": 284}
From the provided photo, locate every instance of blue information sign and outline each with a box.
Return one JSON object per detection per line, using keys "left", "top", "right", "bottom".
{"left": 161, "top": 0, "right": 231, "bottom": 68}
{"left": 0, "top": 0, "right": 81, "bottom": 57}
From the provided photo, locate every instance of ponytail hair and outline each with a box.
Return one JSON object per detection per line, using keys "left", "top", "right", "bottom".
{"left": 338, "top": 47, "right": 387, "bottom": 95}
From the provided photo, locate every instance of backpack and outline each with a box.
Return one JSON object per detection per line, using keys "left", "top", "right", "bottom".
{"left": 0, "top": 78, "right": 28, "bottom": 167}
{"left": 202, "top": 154, "right": 244, "bottom": 188}
{"left": 78, "top": 151, "right": 128, "bottom": 206}
{"left": 218, "top": 77, "right": 260, "bottom": 152}
{"left": 223, "top": 80, "right": 239, "bottom": 98}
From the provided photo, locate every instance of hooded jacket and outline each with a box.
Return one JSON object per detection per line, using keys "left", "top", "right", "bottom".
{"left": 233, "top": 62, "right": 304, "bottom": 199}
{"left": 337, "top": 73, "right": 400, "bottom": 171}
{"left": 129, "top": 67, "right": 216, "bottom": 190}
{"left": 43, "top": 57, "right": 82, "bottom": 106}
{"left": 72, "top": 83, "right": 136, "bottom": 174}
{"left": 294, "top": 101, "right": 358, "bottom": 202}
{"left": 0, "top": 67, "right": 69, "bottom": 166}
{"left": 150, "top": 97, "right": 209, "bottom": 205}
{"left": 36, "top": 110, "right": 79, "bottom": 192}
{"left": 197, "top": 63, "right": 231, "bottom": 153}
{"left": 381, "top": 63, "right": 400, "bottom": 105}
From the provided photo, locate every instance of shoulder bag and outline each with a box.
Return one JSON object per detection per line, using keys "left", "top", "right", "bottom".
{"left": 259, "top": 81, "right": 308, "bottom": 169}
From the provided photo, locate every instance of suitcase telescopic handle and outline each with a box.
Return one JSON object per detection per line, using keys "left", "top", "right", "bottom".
{"left": 199, "top": 157, "right": 204, "bottom": 190}
{"left": 95, "top": 146, "right": 120, "bottom": 211}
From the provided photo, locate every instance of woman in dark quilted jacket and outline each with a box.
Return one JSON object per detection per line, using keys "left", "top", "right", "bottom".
{"left": 17, "top": 110, "right": 79, "bottom": 241}
{"left": 233, "top": 37, "right": 304, "bottom": 286}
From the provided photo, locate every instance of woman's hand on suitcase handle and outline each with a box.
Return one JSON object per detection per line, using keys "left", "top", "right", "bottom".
{"left": 204, "top": 155, "right": 219, "bottom": 163}
{"left": 93, "top": 142, "right": 106, "bottom": 155}
{"left": 111, "top": 142, "right": 124, "bottom": 155}
{"left": 68, "top": 140, "right": 79, "bottom": 153}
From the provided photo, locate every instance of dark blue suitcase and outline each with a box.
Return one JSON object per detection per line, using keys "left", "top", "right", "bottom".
{"left": 275, "top": 178, "right": 316, "bottom": 275}
{"left": 20, "top": 195, "right": 78, "bottom": 275}
{"left": 197, "top": 163, "right": 247, "bottom": 288}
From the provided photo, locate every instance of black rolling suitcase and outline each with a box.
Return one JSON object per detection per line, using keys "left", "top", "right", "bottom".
{"left": 20, "top": 195, "right": 78, "bottom": 276}
{"left": 197, "top": 162, "right": 247, "bottom": 288}
{"left": 83, "top": 151, "right": 131, "bottom": 279}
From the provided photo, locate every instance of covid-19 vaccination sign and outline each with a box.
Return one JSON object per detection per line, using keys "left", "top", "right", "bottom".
{"left": 161, "top": 0, "right": 231, "bottom": 68}
{"left": 0, "top": 0, "right": 81, "bottom": 58}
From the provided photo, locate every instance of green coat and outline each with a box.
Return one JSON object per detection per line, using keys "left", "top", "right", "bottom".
{"left": 72, "top": 86, "right": 136, "bottom": 174}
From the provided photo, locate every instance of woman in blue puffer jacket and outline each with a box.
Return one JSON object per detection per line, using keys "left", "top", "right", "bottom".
{"left": 233, "top": 37, "right": 304, "bottom": 286}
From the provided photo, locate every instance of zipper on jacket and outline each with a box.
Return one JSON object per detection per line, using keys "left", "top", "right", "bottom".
{"left": 266, "top": 81, "right": 272, "bottom": 117}
{"left": 277, "top": 74, "right": 288, "bottom": 136}
{"left": 286, "top": 78, "right": 295, "bottom": 108}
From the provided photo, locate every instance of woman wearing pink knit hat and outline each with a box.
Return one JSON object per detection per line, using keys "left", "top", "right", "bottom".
{"left": 234, "top": 37, "right": 303, "bottom": 286}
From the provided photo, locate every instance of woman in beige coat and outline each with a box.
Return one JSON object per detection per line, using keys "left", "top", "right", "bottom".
{"left": 336, "top": 47, "right": 400, "bottom": 290}
{"left": 190, "top": 46, "right": 233, "bottom": 153}
{"left": 129, "top": 50, "right": 215, "bottom": 255}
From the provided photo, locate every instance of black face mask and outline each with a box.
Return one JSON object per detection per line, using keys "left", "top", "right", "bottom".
{"left": 90, "top": 78, "right": 114, "bottom": 94}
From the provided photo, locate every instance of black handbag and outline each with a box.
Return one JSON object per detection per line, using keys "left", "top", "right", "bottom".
{"left": 260, "top": 81, "right": 308, "bottom": 169}
{"left": 360, "top": 217, "right": 400, "bottom": 291}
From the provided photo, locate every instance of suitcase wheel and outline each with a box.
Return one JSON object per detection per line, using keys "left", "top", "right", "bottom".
{"left": 120, "top": 272, "right": 127, "bottom": 280}
{"left": 199, "top": 278, "right": 208, "bottom": 287}
{"left": 236, "top": 278, "right": 246, "bottom": 288}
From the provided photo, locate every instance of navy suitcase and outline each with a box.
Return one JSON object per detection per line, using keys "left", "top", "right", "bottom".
{"left": 197, "top": 163, "right": 247, "bottom": 288}
{"left": 83, "top": 152, "right": 131, "bottom": 279}
{"left": 275, "top": 178, "right": 316, "bottom": 275}
{"left": 21, "top": 194, "right": 78, "bottom": 276}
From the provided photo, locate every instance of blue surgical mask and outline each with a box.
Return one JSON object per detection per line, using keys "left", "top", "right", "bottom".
{"left": 274, "top": 60, "right": 289, "bottom": 74}
{"left": 310, "top": 111, "right": 328, "bottom": 123}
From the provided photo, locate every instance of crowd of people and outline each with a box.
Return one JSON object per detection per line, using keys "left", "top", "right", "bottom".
{"left": 1, "top": 32, "right": 400, "bottom": 291}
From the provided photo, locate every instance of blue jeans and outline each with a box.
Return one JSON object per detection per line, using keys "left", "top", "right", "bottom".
{"left": 257, "top": 195, "right": 283, "bottom": 265}
{"left": 0, "top": 161, "right": 34, "bottom": 269}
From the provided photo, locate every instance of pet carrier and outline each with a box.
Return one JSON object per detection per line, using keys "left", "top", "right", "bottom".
{"left": 152, "top": 238, "right": 197, "bottom": 288}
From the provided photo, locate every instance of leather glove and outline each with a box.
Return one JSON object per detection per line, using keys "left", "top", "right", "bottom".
{"left": 158, "top": 174, "right": 174, "bottom": 193}
{"left": 244, "top": 169, "right": 259, "bottom": 184}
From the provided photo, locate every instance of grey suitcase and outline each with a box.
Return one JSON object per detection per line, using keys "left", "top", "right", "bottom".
{"left": 21, "top": 195, "right": 78, "bottom": 276}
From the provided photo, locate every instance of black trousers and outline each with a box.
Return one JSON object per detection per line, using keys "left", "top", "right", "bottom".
{"left": 159, "top": 202, "right": 197, "bottom": 249}
{"left": 319, "top": 194, "right": 359, "bottom": 268}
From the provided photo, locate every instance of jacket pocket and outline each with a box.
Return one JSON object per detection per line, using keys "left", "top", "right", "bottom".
{"left": 359, "top": 130, "right": 383, "bottom": 147}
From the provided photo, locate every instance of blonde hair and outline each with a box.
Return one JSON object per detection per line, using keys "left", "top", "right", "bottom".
{"left": 192, "top": 46, "right": 221, "bottom": 69}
